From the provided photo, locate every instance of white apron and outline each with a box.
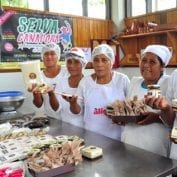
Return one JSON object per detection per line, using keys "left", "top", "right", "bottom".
{"left": 121, "top": 76, "right": 170, "bottom": 157}
{"left": 170, "top": 116, "right": 177, "bottom": 159}
{"left": 84, "top": 81, "right": 124, "bottom": 140}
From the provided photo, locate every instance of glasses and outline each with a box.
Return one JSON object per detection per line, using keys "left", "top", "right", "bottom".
{"left": 141, "top": 57, "right": 160, "bottom": 66}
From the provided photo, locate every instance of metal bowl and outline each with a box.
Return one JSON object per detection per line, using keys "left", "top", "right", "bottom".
{"left": 0, "top": 91, "right": 25, "bottom": 112}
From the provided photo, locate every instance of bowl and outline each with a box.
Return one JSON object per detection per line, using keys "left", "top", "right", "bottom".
{"left": 0, "top": 91, "right": 25, "bottom": 112}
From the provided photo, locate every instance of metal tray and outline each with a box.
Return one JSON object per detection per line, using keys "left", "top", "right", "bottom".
{"left": 29, "top": 164, "right": 75, "bottom": 177}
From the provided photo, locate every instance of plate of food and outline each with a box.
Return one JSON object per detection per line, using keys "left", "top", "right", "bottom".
{"left": 106, "top": 97, "right": 147, "bottom": 123}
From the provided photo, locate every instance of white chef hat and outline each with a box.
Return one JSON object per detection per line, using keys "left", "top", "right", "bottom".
{"left": 41, "top": 43, "right": 61, "bottom": 60}
{"left": 91, "top": 44, "right": 115, "bottom": 66}
{"left": 65, "top": 47, "right": 87, "bottom": 67}
{"left": 142, "top": 44, "right": 172, "bottom": 66}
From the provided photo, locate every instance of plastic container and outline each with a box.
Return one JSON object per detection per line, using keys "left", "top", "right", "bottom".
{"left": 20, "top": 60, "right": 44, "bottom": 91}
{"left": 147, "top": 84, "right": 161, "bottom": 98}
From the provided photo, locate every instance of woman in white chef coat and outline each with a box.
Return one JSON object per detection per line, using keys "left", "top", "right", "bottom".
{"left": 32, "top": 43, "right": 67, "bottom": 119}
{"left": 48, "top": 47, "right": 87, "bottom": 127}
{"left": 121, "top": 44, "right": 172, "bottom": 157}
{"left": 64, "top": 44, "right": 130, "bottom": 140}
{"left": 145, "top": 69, "right": 177, "bottom": 159}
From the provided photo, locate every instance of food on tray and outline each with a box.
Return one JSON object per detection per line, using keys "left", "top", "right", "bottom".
{"left": 81, "top": 146, "right": 103, "bottom": 159}
{"left": 0, "top": 126, "right": 49, "bottom": 142}
{"left": 20, "top": 60, "right": 45, "bottom": 91}
{"left": 24, "top": 121, "right": 45, "bottom": 129}
{"left": 106, "top": 96, "right": 147, "bottom": 116}
{"left": 172, "top": 99, "right": 177, "bottom": 111}
{"left": 32, "top": 117, "right": 50, "bottom": 124}
{"left": 27, "top": 139, "right": 83, "bottom": 173}
{"left": 55, "top": 135, "right": 85, "bottom": 146}
{"left": 0, "top": 134, "right": 55, "bottom": 164}
{"left": 24, "top": 117, "right": 50, "bottom": 129}
{"left": 59, "top": 92, "right": 83, "bottom": 100}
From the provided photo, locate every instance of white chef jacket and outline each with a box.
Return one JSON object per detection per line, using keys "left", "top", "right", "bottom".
{"left": 166, "top": 69, "right": 177, "bottom": 160}
{"left": 41, "top": 67, "right": 68, "bottom": 119}
{"left": 76, "top": 71, "right": 130, "bottom": 140}
{"left": 55, "top": 77, "right": 84, "bottom": 127}
{"left": 121, "top": 74, "right": 171, "bottom": 157}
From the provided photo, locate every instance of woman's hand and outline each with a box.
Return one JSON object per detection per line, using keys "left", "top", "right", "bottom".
{"left": 137, "top": 112, "right": 161, "bottom": 125}
{"left": 144, "top": 95, "right": 169, "bottom": 110}
{"left": 61, "top": 94, "right": 78, "bottom": 104}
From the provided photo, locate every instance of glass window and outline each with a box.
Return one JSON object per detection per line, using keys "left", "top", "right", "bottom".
{"left": 27, "top": 0, "right": 44, "bottom": 11}
{"left": 88, "top": 0, "right": 106, "bottom": 19}
{"left": 152, "top": 0, "right": 176, "bottom": 12}
{"left": 49, "top": 0, "right": 83, "bottom": 16}
{"left": 132, "top": 0, "right": 146, "bottom": 16}
{"left": 1, "top": 0, "right": 28, "bottom": 8}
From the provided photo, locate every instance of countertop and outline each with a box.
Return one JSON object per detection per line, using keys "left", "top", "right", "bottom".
{"left": 42, "top": 118, "right": 177, "bottom": 177}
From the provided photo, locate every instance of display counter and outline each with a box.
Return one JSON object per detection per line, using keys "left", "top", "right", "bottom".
{"left": 44, "top": 118, "right": 177, "bottom": 177}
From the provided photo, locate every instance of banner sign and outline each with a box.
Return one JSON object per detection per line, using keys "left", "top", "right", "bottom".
{"left": 0, "top": 10, "right": 73, "bottom": 62}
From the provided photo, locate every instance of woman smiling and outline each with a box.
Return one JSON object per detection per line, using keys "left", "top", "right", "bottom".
{"left": 121, "top": 44, "right": 172, "bottom": 157}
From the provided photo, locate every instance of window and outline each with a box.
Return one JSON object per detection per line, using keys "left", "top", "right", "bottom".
{"left": 131, "top": 0, "right": 146, "bottom": 16}
{"left": 27, "top": 0, "right": 44, "bottom": 11}
{"left": 49, "top": 0, "right": 83, "bottom": 16}
{"left": 152, "top": 0, "right": 176, "bottom": 12}
{"left": 88, "top": 0, "right": 106, "bottom": 19}
{"left": 1, "top": 0, "right": 109, "bottom": 19}
{"left": 128, "top": 0, "right": 177, "bottom": 17}
{"left": 1, "top": 0, "right": 28, "bottom": 8}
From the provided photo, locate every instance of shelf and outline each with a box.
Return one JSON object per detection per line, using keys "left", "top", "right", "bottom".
{"left": 119, "top": 29, "right": 177, "bottom": 39}
{"left": 118, "top": 29, "right": 177, "bottom": 66}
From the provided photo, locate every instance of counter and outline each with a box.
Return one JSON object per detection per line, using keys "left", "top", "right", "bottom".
{"left": 45, "top": 118, "right": 177, "bottom": 177}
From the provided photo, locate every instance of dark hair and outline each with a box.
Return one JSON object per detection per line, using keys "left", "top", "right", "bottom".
{"left": 157, "top": 56, "right": 164, "bottom": 67}
{"left": 157, "top": 56, "right": 164, "bottom": 76}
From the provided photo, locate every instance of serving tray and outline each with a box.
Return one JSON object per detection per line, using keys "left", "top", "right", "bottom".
{"left": 108, "top": 115, "right": 145, "bottom": 123}
{"left": 29, "top": 164, "right": 75, "bottom": 177}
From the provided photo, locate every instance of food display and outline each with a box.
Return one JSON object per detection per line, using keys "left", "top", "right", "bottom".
{"left": 0, "top": 114, "right": 85, "bottom": 176}
{"left": 27, "top": 135, "right": 84, "bottom": 177}
{"left": 4, "top": 115, "right": 50, "bottom": 129}
{"left": 106, "top": 96, "right": 147, "bottom": 123}
{"left": 0, "top": 133, "right": 52, "bottom": 164}
{"left": 0, "top": 126, "right": 49, "bottom": 141}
